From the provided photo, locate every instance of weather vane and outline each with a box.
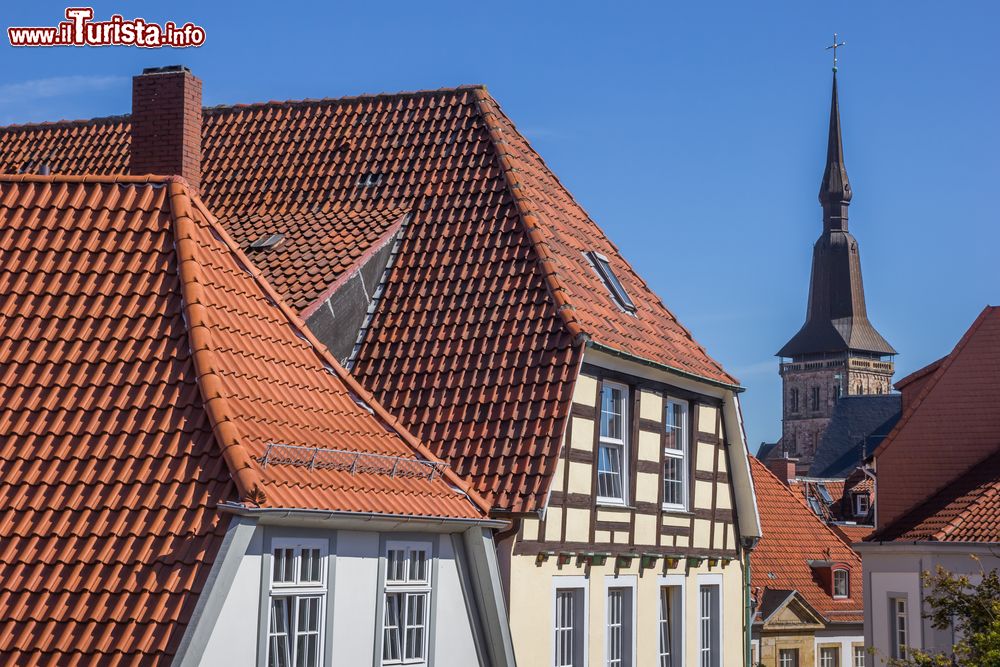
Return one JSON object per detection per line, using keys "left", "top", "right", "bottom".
{"left": 826, "top": 33, "right": 846, "bottom": 72}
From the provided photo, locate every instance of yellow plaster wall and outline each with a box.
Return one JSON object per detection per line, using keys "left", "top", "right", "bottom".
{"left": 574, "top": 374, "right": 598, "bottom": 406}
{"left": 639, "top": 390, "right": 663, "bottom": 420}
{"left": 508, "top": 552, "right": 746, "bottom": 666}
{"left": 698, "top": 405, "right": 719, "bottom": 434}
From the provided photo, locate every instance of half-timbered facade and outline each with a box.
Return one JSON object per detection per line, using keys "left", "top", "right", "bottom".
{"left": 504, "top": 354, "right": 751, "bottom": 666}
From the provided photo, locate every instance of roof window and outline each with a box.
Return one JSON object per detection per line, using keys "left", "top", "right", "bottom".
{"left": 356, "top": 172, "right": 384, "bottom": 188}
{"left": 247, "top": 232, "right": 285, "bottom": 252}
{"left": 585, "top": 251, "right": 636, "bottom": 313}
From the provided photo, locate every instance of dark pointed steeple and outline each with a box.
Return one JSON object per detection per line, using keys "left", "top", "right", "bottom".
{"left": 777, "top": 71, "right": 896, "bottom": 359}
{"left": 819, "top": 74, "right": 852, "bottom": 231}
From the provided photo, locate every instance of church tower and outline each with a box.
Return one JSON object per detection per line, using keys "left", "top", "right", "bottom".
{"left": 776, "top": 69, "right": 895, "bottom": 469}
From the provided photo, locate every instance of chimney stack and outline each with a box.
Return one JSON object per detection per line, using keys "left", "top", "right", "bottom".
{"left": 766, "top": 455, "right": 799, "bottom": 486}
{"left": 130, "top": 65, "right": 202, "bottom": 191}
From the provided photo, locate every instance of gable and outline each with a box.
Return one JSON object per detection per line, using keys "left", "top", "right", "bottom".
{"left": 764, "top": 595, "right": 826, "bottom": 630}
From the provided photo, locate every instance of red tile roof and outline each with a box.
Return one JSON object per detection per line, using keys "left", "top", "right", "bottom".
{"left": 0, "top": 174, "right": 486, "bottom": 664}
{"left": 873, "top": 306, "right": 1000, "bottom": 535}
{"left": 0, "top": 85, "right": 737, "bottom": 513}
{"left": 870, "top": 448, "right": 1000, "bottom": 542}
{"left": 750, "top": 457, "right": 864, "bottom": 624}
{"left": 830, "top": 523, "right": 875, "bottom": 546}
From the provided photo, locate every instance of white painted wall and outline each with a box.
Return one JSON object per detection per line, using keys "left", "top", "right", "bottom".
{"left": 813, "top": 630, "right": 864, "bottom": 667}
{"left": 197, "top": 526, "right": 482, "bottom": 667}
{"left": 860, "top": 544, "right": 1000, "bottom": 666}
{"left": 200, "top": 524, "right": 263, "bottom": 666}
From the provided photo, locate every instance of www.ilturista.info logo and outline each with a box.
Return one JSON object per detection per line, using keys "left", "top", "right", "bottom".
{"left": 8, "top": 7, "right": 205, "bottom": 48}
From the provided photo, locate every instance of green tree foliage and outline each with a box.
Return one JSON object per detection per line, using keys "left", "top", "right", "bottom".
{"left": 890, "top": 556, "right": 1000, "bottom": 667}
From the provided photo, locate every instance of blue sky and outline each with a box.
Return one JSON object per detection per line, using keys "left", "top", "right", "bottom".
{"left": 2, "top": 1, "right": 997, "bottom": 450}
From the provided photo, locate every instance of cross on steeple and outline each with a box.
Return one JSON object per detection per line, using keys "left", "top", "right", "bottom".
{"left": 826, "top": 33, "right": 846, "bottom": 72}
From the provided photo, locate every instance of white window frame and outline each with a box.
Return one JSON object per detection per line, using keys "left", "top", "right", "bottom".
{"left": 853, "top": 645, "right": 866, "bottom": 667}
{"left": 662, "top": 398, "right": 689, "bottom": 511}
{"left": 382, "top": 541, "right": 433, "bottom": 666}
{"left": 552, "top": 576, "right": 589, "bottom": 667}
{"left": 604, "top": 576, "right": 636, "bottom": 667}
{"left": 818, "top": 646, "right": 840, "bottom": 667}
{"left": 833, "top": 568, "right": 849, "bottom": 599}
{"left": 777, "top": 648, "right": 799, "bottom": 667}
{"left": 265, "top": 538, "right": 328, "bottom": 667}
{"left": 854, "top": 493, "right": 870, "bottom": 516}
{"left": 657, "top": 575, "right": 685, "bottom": 667}
{"left": 697, "top": 574, "right": 723, "bottom": 667}
{"left": 891, "top": 596, "right": 908, "bottom": 660}
{"left": 597, "top": 381, "right": 629, "bottom": 505}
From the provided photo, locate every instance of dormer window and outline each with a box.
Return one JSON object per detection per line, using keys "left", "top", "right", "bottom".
{"left": 585, "top": 251, "right": 636, "bottom": 313}
{"left": 854, "top": 492, "right": 870, "bottom": 516}
{"left": 833, "top": 568, "right": 849, "bottom": 598}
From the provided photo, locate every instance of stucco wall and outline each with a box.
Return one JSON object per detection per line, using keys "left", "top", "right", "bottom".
{"left": 508, "top": 553, "right": 744, "bottom": 666}
{"left": 860, "top": 544, "right": 1000, "bottom": 666}
{"left": 198, "top": 526, "right": 481, "bottom": 667}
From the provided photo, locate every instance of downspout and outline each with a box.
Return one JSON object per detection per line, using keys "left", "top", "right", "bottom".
{"left": 743, "top": 537, "right": 759, "bottom": 667}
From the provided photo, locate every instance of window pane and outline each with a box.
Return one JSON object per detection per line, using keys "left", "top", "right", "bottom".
{"left": 663, "top": 456, "right": 683, "bottom": 506}
{"left": 299, "top": 548, "right": 322, "bottom": 584}
{"left": 659, "top": 587, "right": 673, "bottom": 667}
{"left": 665, "top": 401, "right": 686, "bottom": 451}
{"left": 597, "top": 444, "right": 624, "bottom": 500}
{"left": 601, "top": 385, "right": 624, "bottom": 441}
{"left": 404, "top": 593, "right": 427, "bottom": 660}
{"left": 854, "top": 646, "right": 866, "bottom": 667}
{"left": 273, "top": 548, "right": 295, "bottom": 584}
{"left": 387, "top": 549, "right": 406, "bottom": 583}
{"left": 383, "top": 593, "right": 402, "bottom": 662}
{"left": 410, "top": 549, "right": 428, "bottom": 583}
{"left": 778, "top": 649, "right": 798, "bottom": 667}
{"left": 608, "top": 589, "right": 623, "bottom": 667}
{"left": 268, "top": 598, "right": 292, "bottom": 667}
{"left": 555, "top": 590, "right": 577, "bottom": 667}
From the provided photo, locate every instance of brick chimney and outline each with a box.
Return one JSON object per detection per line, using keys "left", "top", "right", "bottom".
{"left": 766, "top": 455, "right": 798, "bottom": 486}
{"left": 130, "top": 65, "right": 202, "bottom": 191}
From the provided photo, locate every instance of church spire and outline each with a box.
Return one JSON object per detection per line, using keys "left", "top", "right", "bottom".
{"left": 776, "top": 43, "right": 896, "bottom": 360}
{"left": 819, "top": 73, "right": 852, "bottom": 231}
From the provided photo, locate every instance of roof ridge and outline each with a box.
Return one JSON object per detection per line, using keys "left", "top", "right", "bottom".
{"left": 0, "top": 114, "right": 129, "bottom": 133}
{"left": 874, "top": 305, "right": 997, "bottom": 463}
{"left": 0, "top": 86, "right": 487, "bottom": 133}
{"left": 471, "top": 88, "right": 586, "bottom": 344}
{"left": 167, "top": 180, "right": 265, "bottom": 505}
{"left": 203, "top": 84, "right": 487, "bottom": 116}
{"left": 0, "top": 173, "right": 179, "bottom": 185}
{"left": 751, "top": 457, "right": 862, "bottom": 564}
{"left": 183, "top": 193, "right": 493, "bottom": 516}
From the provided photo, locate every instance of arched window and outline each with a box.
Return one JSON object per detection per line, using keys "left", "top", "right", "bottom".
{"left": 833, "top": 568, "right": 849, "bottom": 599}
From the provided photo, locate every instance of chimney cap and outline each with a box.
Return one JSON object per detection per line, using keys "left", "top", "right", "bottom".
{"left": 141, "top": 65, "right": 191, "bottom": 75}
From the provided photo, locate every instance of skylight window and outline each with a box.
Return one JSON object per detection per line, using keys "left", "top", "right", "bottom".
{"left": 585, "top": 251, "right": 636, "bottom": 313}
{"left": 356, "top": 172, "right": 384, "bottom": 188}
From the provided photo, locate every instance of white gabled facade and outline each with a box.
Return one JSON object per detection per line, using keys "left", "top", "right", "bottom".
{"left": 175, "top": 513, "right": 515, "bottom": 667}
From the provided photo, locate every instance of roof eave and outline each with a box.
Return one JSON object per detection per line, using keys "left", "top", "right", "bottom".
{"left": 586, "top": 341, "right": 743, "bottom": 392}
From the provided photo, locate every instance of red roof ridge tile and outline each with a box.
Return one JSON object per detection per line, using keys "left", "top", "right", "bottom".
{"left": 168, "top": 180, "right": 265, "bottom": 504}
{"left": 0, "top": 85, "right": 487, "bottom": 134}
{"left": 0, "top": 113, "right": 128, "bottom": 133}
{"left": 874, "top": 305, "right": 999, "bottom": 462}
{"left": 0, "top": 173, "right": 180, "bottom": 185}
{"left": 471, "top": 88, "right": 587, "bottom": 344}
{"left": 202, "top": 84, "right": 488, "bottom": 117}
{"left": 182, "top": 192, "right": 494, "bottom": 516}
